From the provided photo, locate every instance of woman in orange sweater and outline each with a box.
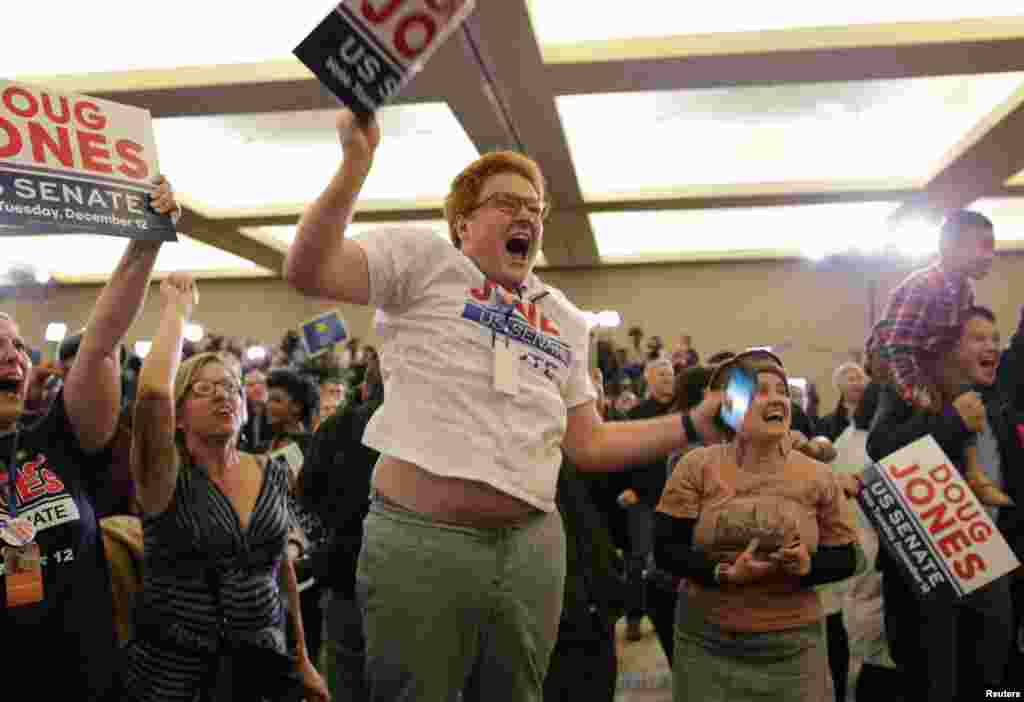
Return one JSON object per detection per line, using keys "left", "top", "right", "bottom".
{"left": 654, "top": 350, "right": 859, "bottom": 701}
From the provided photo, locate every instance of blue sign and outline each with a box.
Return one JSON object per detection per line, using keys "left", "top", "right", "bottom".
{"left": 301, "top": 310, "right": 348, "bottom": 357}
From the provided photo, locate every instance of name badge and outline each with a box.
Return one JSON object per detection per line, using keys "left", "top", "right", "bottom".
{"left": 0, "top": 517, "right": 36, "bottom": 547}
{"left": 493, "top": 341, "right": 520, "bottom": 396}
{"left": 5, "top": 543, "right": 43, "bottom": 607}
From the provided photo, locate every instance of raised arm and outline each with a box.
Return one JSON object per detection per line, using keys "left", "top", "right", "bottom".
{"left": 284, "top": 110, "right": 381, "bottom": 305}
{"left": 563, "top": 390, "right": 723, "bottom": 472}
{"left": 64, "top": 176, "right": 177, "bottom": 454}
{"left": 131, "top": 274, "right": 196, "bottom": 516}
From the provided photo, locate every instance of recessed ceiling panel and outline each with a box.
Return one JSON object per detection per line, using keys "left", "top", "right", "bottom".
{"left": 558, "top": 74, "right": 1024, "bottom": 198}
{"left": 528, "top": 2, "right": 1024, "bottom": 46}
{"left": 0, "top": 233, "right": 267, "bottom": 283}
{"left": 7, "top": 1, "right": 336, "bottom": 75}
{"left": 154, "top": 104, "right": 478, "bottom": 215}
{"left": 967, "top": 198, "right": 1024, "bottom": 249}
{"left": 588, "top": 203, "right": 940, "bottom": 262}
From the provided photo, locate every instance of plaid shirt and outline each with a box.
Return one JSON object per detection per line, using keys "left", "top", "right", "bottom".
{"left": 865, "top": 262, "right": 974, "bottom": 400}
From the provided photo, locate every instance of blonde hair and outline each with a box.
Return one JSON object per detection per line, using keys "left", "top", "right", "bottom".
{"left": 174, "top": 352, "right": 240, "bottom": 409}
{"left": 443, "top": 151, "right": 547, "bottom": 248}
{"left": 173, "top": 352, "right": 244, "bottom": 457}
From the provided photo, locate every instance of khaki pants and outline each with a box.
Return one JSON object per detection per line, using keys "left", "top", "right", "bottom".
{"left": 356, "top": 494, "right": 566, "bottom": 702}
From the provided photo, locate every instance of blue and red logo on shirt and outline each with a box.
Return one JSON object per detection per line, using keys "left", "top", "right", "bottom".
{"left": 462, "top": 281, "right": 572, "bottom": 368}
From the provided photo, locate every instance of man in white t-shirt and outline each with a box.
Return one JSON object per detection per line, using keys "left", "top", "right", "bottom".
{"left": 285, "top": 110, "right": 723, "bottom": 702}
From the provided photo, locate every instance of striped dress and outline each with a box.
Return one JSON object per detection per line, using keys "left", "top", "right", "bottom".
{"left": 123, "top": 454, "right": 292, "bottom": 701}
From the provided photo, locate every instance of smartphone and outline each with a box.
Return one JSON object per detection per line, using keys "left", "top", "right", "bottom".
{"left": 720, "top": 365, "right": 756, "bottom": 432}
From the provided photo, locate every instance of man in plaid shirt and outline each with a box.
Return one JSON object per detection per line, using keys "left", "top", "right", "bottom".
{"left": 866, "top": 209, "right": 1006, "bottom": 503}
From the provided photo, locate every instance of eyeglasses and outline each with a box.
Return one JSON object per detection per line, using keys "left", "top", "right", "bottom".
{"left": 189, "top": 379, "right": 243, "bottom": 398}
{"left": 470, "top": 192, "right": 550, "bottom": 222}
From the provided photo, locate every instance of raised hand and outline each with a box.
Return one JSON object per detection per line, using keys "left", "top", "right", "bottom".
{"left": 953, "top": 390, "right": 986, "bottom": 433}
{"left": 690, "top": 389, "right": 725, "bottom": 444}
{"left": 160, "top": 272, "right": 198, "bottom": 319}
{"left": 337, "top": 108, "right": 381, "bottom": 166}
{"left": 149, "top": 175, "right": 180, "bottom": 220}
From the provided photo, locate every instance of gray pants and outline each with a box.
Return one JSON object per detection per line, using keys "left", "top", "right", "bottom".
{"left": 673, "top": 602, "right": 828, "bottom": 702}
{"left": 356, "top": 495, "right": 566, "bottom": 702}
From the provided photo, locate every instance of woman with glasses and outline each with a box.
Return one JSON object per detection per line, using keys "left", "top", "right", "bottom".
{"left": 654, "top": 350, "right": 860, "bottom": 702}
{"left": 122, "top": 273, "right": 328, "bottom": 702}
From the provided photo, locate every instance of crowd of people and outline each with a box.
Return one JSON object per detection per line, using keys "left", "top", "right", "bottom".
{"left": 3, "top": 103, "right": 1024, "bottom": 702}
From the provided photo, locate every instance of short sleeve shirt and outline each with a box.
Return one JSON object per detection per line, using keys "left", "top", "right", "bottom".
{"left": 657, "top": 443, "right": 858, "bottom": 632}
{"left": 0, "top": 392, "right": 117, "bottom": 698}
{"left": 355, "top": 227, "right": 596, "bottom": 512}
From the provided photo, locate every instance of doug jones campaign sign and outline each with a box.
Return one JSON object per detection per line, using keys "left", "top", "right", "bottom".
{"left": 857, "top": 435, "right": 1019, "bottom": 600}
{"left": 0, "top": 80, "right": 176, "bottom": 241}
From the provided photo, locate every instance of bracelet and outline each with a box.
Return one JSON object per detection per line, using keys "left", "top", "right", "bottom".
{"left": 681, "top": 412, "right": 700, "bottom": 445}
{"left": 713, "top": 563, "right": 728, "bottom": 585}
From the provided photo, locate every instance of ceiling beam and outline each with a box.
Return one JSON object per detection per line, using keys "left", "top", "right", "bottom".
{"left": 890, "top": 83, "right": 1024, "bottom": 221}
{"left": 429, "top": 29, "right": 520, "bottom": 155}
{"left": 177, "top": 206, "right": 285, "bottom": 273}
{"left": 544, "top": 19, "right": 1024, "bottom": 95}
{"left": 467, "top": 2, "right": 599, "bottom": 267}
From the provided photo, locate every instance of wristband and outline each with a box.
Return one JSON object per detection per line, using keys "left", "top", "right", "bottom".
{"left": 713, "top": 563, "right": 728, "bottom": 585}
{"left": 681, "top": 412, "right": 700, "bottom": 445}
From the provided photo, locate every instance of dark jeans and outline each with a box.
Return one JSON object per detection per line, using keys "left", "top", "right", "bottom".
{"left": 883, "top": 572, "right": 1012, "bottom": 702}
{"left": 855, "top": 664, "right": 905, "bottom": 702}
{"left": 825, "top": 612, "right": 849, "bottom": 702}
{"left": 544, "top": 619, "right": 616, "bottom": 702}
{"left": 645, "top": 571, "right": 678, "bottom": 667}
{"left": 324, "top": 591, "right": 369, "bottom": 702}
{"left": 625, "top": 503, "right": 654, "bottom": 621}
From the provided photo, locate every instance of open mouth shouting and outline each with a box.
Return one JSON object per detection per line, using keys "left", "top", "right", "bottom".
{"left": 0, "top": 374, "right": 24, "bottom": 399}
{"left": 762, "top": 404, "right": 788, "bottom": 424}
{"left": 505, "top": 225, "right": 535, "bottom": 264}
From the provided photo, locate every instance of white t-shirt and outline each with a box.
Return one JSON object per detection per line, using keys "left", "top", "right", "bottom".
{"left": 355, "top": 227, "right": 596, "bottom": 512}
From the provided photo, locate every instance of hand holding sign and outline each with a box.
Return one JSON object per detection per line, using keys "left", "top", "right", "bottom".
{"left": 337, "top": 109, "right": 381, "bottom": 167}
{"left": 953, "top": 391, "right": 986, "bottom": 433}
{"left": 149, "top": 175, "right": 181, "bottom": 221}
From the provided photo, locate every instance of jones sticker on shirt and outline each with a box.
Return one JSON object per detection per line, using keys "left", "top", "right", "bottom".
{"left": 857, "top": 435, "right": 1019, "bottom": 600}
{"left": 294, "top": 0, "right": 476, "bottom": 118}
{"left": 0, "top": 80, "right": 177, "bottom": 241}
{"left": 462, "top": 282, "right": 574, "bottom": 383}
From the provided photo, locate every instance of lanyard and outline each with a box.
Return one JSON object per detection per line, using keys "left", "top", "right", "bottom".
{"left": 5, "top": 428, "right": 20, "bottom": 518}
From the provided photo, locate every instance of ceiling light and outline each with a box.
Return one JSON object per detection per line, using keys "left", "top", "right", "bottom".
{"left": 183, "top": 323, "right": 205, "bottom": 343}
{"left": 44, "top": 322, "right": 67, "bottom": 343}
